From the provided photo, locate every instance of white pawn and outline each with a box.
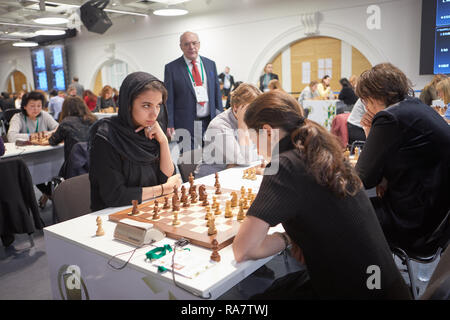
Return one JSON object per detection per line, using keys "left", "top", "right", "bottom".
{"left": 96, "top": 216, "right": 105, "bottom": 236}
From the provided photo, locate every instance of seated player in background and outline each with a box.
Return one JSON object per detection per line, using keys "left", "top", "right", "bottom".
{"left": 436, "top": 77, "right": 450, "bottom": 123}
{"left": 83, "top": 89, "right": 98, "bottom": 112}
{"left": 337, "top": 78, "right": 358, "bottom": 112}
{"left": 317, "top": 75, "right": 334, "bottom": 100}
{"left": 297, "top": 80, "right": 320, "bottom": 107}
{"left": 267, "top": 79, "right": 285, "bottom": 92}
{"left": 48, "top": 96, "right": 97, "bottom": 179}
{"left": 195, "top": 83, "right": 261, "bottom": 178}
{"left": 355, "top": 63, "right": 450, "bottom": 250}
{"left": 89, "top": 72, "right": 181, "bottom": 211}
{"left": 7, "top": 91, "right": 58, "bottom": 143}
{"left": 420, "top": 74, "right": 447, "bottom": 106}
{"left": 232, "top": 90, "right": 411, "bottom": 299}
{"left": 7, "top": 91, "right": 59, "bottom": 208}
{"left": 95, "top": 85, "right": 117, "bottom": 113}
{"left": 346, "top": 98, "right": 367, "bottom": 146}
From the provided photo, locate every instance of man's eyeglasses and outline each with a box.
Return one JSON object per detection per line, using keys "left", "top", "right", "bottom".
{"left": 181, "top": 41, "right": 200, "bottom": 48}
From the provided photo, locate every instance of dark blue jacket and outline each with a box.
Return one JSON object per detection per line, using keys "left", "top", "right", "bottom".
{"left": 164, "top": 55, "right": 223, "bottom": 135}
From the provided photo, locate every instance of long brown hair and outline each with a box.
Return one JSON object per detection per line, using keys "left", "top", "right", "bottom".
{"left": 244, "top": 90, "right": 362, "bottom": 197}
{"left": 83, "top": 89, "right": 97, "bottom": 101}
{"left": 59, "top": 96, "right": 97, "bottom": 123}
{"left": 100, "top": 85, "right": 113, "bottom": 99}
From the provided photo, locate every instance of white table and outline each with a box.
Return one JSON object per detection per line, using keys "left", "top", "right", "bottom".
{"left": 302, "top": 99, "right": 338, "bottom": 130}
{"left": 1, "top": 143, "right": 64, "bottom": 185}
{"left": 93, "top": 112, "right": 117, "bottom": 120}
{"left": 44, "top": 165, "right": 284, "bottom": 300}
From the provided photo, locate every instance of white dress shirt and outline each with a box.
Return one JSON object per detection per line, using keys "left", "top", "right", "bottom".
{"left": 183, "top": 55, "right": 210, "bottom": 118}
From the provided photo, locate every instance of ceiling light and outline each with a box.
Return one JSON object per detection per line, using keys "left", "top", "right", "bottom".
{"left": 105, "top": 9, "right": 148, "bottom": 17}
{"left": 35, "top": 29, "right": 66, "bottom": 36}
{"left": 13, "top": 41, "right": 39, "bottom": 47}
{"left": 34, "top": 17, "right": 69, "bottom": 25}
{"left": 153, "top": 8, "right": 188, "bottom": 16}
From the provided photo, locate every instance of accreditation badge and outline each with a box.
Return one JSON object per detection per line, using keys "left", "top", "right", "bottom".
{"left": 194, "top": 86, "right": 209, "bottom": 104}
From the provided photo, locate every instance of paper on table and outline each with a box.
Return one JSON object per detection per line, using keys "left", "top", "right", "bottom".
{"left": 152, "top": 249, "right": 217, "bottom": 279}
{"left": 302, "top": 62, "right": 311, "bottom": 84}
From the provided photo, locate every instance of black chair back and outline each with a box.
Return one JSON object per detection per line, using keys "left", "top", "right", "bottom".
{"left": 63, "top": 142, "right": 89, "bottom": 179}
{"left": 2, "top": 109, "right": 21, "bottom": 137}
{"left": 4, "top": 109, "right": 21, "bottom": 123}
{"left": 52, "top": 174, "right": 91, "bottom": 223}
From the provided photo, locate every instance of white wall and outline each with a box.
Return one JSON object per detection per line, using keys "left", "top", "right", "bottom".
{"left": 0, "top": 0, "right": 432, "bottom": 92}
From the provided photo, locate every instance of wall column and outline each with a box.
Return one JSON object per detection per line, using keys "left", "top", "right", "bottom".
{"left": 281, "top": 45, "right": 291, "bottom": 93}
{"left": 341, "top": 40, "right": 352, "bottom": 79}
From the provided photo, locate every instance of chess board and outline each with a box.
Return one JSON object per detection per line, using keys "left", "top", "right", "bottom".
{"left": 30, "top": 132, "right": 50, "bottom": 146}
{"left": 30, "top": 138, "right": 50, "bottom": 146}
{"left": 242, "top": 162, "right": 266, "bottom": 179}
{"left": 100, "top": 107, "right": 117, "bottom": 113}
{"left": 109, "top": 186, "right": 255, "bottom": 250}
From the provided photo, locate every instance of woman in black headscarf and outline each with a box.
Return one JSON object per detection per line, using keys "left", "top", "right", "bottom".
{"left": 89, "top": 72, "right": 181, "bottom": 211}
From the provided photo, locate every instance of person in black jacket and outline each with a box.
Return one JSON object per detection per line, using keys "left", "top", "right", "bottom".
{"left": 48, "top": 96, "right": 97, "bottom": 178}
{"left": 338, "top": 78, "right": 358, "bottom": 112}
{"left": 218, "top": 66, "right": 235, "bottom": 97}
{"left": 0, "top": 158, "right": 44, "bottom": 248}
{"left": 355, "top": 63, "right": 450, "bottom": 249}
{"left": 232, "top": 90, "right": 411, "bottom": 299}
{"left": 89, "top": 72, "right": 181, "bottom": 211}
{"left": 0, "top": 92, "right": 15, "bottom": 111}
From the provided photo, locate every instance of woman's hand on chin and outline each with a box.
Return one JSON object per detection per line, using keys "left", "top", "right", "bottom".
{"left": 135, "top": 122, "right": 168, "bottom": 145}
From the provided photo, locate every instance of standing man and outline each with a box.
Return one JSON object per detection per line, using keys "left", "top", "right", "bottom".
{"left": 71, "top": 76, "right": 84, "bottom": 98}
{"left": 218, "top": 66, "right": 235, "bottom": 98}
{"left": 218, "top": 66, "right": 235, "bottom": 110}
{"left": 259, "top": 63, "right": 278, "bottom": 92}
{"left": 164, "top": 31, "right": 223, "bottom": 150}
{"left": 48, "top": 89, "right": 65, "bottom": 121}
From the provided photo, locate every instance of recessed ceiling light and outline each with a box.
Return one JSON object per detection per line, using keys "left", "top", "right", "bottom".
{"left": 34, "top": 17, "right": 69, "bottom": 25}
{"left": 153, "top": 8, "right": 188, "bottom": 16}
{"left": 13, "top": 41, "right": 38, "bottom": 47}
{"left": 35, "top": 29, "right": 66, "bottom": 36}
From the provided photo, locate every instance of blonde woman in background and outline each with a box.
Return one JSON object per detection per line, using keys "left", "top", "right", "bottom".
{"left": 267, "top": 79, "right": 285, "bottom": 92}
{"left": 349, "top": 75, "right": 358, "bottom": 91}
{"left": 317, "top": 75, "right": 334, "bottom": 99}
{"left": 435, "top": 77, "right": 450, "bottom": 122}
{"left": 421, "top": 74, "right": 448, "bottom": 106}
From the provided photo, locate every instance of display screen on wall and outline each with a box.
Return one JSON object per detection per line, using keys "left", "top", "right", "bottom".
{"left": 31, "top": 44, "right": 69, "bottom": 92}
{"left": 435, "top": 0, "right": 450, "bottom": 73}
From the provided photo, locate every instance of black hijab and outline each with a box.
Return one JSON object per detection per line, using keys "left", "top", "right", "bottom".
{"left": 89, "top": 72, "right": 168, "bottom": 165}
